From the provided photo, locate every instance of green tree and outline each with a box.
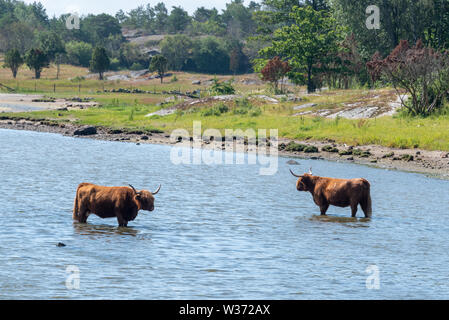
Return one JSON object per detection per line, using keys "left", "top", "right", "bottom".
{"left": 37, "top": 31, "right": 65, "bottom": 79}
{"left": 65, "top": 41, "right": 93, "bottom": 67}
{"left": 149, "top": 55, "right": 168, "bottom": 83}
{"left": 119, "top": 43, "right": 148, "bottom": 69}
{"left": 154, "top": 2, "right": 169, "bottom": 33}
{"left": 81, "top": 14, "right": 122, "bottom": 45}
{"left": 90, "top": 47, "right": 110, "bottom": 80}
{"left": 192, "top": 37, "right": 230, "bottom": 74}
{"left": 24, "top": 48, "right": 49, "bottom": 79}
{"left": 222, "top": 0, "right": 255, "bottom": 39}
{"left": 167, "top": 6, "right": 191, "bottom": 34}
{"left": 261, "top": 6, "right": 341, "bottom": 92}
{"left": 160, "top": 35, "right": 193, "bottom": 70}
{"left": 3, "top": 49, "right": 24, "bottom": 78}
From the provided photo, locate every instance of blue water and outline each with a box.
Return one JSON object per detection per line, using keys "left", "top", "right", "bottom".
{"left": 1, "top": 128, "right": 449, "bottom": 299}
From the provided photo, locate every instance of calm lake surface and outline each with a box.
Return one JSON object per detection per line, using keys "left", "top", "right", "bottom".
{"left": 1, "top": 128, "right": 449, "bottom": 299}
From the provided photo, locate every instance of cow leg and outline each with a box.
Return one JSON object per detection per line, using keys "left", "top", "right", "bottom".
{"left": 320, "top": 203, "right": 329, "bottom": 216}
{"left": 351, "top": 203, "right": 358, "bottom": 218}
{"left": 77, "top": 204, "right": 89, "bottom": 223}
{"left": 116, "top": 211, "right": 128, "bottom": 227}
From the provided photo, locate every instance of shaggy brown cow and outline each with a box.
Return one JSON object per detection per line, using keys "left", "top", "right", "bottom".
{"left": 290, "top": 169, "right": 372, "bottom": 218}
{"left": 73, "top": 183, "right": 161, "bottom": 227}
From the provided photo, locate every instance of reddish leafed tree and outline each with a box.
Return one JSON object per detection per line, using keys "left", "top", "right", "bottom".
{"left": 261, "top": 56, "right": 291, "bottom": 93}
{"left": 367, "top": 39, "right": 449, "bottom": 115}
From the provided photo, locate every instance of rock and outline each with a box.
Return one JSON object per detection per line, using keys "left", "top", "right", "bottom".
{"left": 130, "top": 69, "right": 149, "bottom": 78}
{"left": 107, "top": 74, "right": 130, "bottom": 81}
{"left": 192, "top": 80, "right": 201, "bottom": 85}
{"left": 382, "top": 152, "right": 395, "bottom": 159}
{"left": 240, "top": 78, "right": 263, "bottom": 85}
{"left": 287, "top": 160, "right": 300, "bottom": 165}
{"left": 347, "top": 157, "right": 354, "bottom": 161}
{"left": 141, "top": 135, "right": 149, "bottom": 140}
{"left": 57, "top": 242, "right": 66, "bottom": 247}
{"left": 401, "top": 154, "right": 414, "bottom": 162}
{"left": 293, "top": 103, "right": 317, "bottom": 110}
{"left": 74, "top": 126, "right": 97, "bottom": 136}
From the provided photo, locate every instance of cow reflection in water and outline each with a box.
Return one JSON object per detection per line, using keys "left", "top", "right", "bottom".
{"left": 290, "top": 169, "right": 372, "bottom": 218}
{"left": 73, "top": 183, "right": 161, "bottom": 227}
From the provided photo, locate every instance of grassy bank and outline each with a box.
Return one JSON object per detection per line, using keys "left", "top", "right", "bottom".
{"left": 2, "top": 66, "right": 449, "bottom": 151}
{"left": 4, "top": 96, "right": 449, "bottom": 151}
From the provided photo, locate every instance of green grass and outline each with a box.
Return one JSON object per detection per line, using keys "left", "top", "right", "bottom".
{"left": 5, "top": 99, "right": 449, "bottom": 151}
{"left": 2, "top": 68, "right": 449, "bottom": 151}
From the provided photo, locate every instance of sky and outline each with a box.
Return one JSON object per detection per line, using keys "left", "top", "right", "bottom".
{"left": 23, "top": 0, "right": 248, "bottom": 17}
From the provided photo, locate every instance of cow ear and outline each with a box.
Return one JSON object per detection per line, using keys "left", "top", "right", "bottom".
{"left": 135, "top": 193, "right": 142, "bottom": 200}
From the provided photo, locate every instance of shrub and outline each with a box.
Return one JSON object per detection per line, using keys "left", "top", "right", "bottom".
{"left": 261, "top": 56, "right": 291, "bottom": 93}
{"left": 285, "top": 142, "right": 307, "bottom": 152}
{"left": 352, "top": 149, "right": 372, "bottom": 157}
{"left": 201, "top": 103, "right": 229, "bottom": 117}
{"left": 209, "top": 78, "right": 235, "bottom": 95}
{"left": 109, "top": 58, "right": 120, "bottom": 71}
{"left": 304, "top": 146, "right": 319, "bottom": 153}
{"left": 367, "top": 39, "right": 449, "bottom": 115}
{"left": 339, "top": 149, "right": 353, "bottom": 156}
{"left": 322, "top": 145, "right": 339, "bottom": 153}
{"left": 130, "top": 62, "right": 144, "bottom": 70}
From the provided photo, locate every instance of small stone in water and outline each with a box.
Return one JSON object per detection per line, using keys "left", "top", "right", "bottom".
{"left": 57, "top": 242, "right": 66, "bottom": 247}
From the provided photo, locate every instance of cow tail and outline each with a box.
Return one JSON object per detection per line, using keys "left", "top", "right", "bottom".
{"left": 362, "top": 180, "right": 372, "bottom": 218}
{"left": 73, "top": 185, "right": 81, "bottom": 220}
{"left": 365, "top": 193, "right": 372, "bottom": 218}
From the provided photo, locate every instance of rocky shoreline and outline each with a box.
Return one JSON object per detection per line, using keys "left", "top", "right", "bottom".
{"left": 1, "top": 117, "right": 449, "bottom": 179}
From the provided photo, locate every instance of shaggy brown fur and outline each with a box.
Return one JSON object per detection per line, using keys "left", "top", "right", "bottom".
{"left": 73, "top": 183, "right": 161, "bottom": 227}
{"left": 290, "top": 170, "right": 372, "bottom": 218}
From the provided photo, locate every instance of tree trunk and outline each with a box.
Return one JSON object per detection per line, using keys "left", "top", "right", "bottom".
{"left": 307, "top": 63, "right": 315, "bottom": 93}
{"left": 99, "top": 72, "right": 103, "bottom": 80}
{"left": 56, "top": 63, "right": 60, "bottom": 80}
{"left": 12, "top": 69, "right": 17, "bottom": 79}
{"left": 35, "top": 70, "right": 41, "bottom": 79}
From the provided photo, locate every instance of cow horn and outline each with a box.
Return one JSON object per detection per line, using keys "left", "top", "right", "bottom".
{"left": 152, "top": 185, "right": 161, "bottom": 195}
{"left": 129, "top": 184, "right": 141, "bottom": 195}
{"left": 289, "top": 169, "right": 302, "bottom": 178}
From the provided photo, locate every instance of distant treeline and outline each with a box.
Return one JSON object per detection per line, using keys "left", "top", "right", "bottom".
{"left": 1, "top": 0, "right": 448, "bottom": 79}
{"left": 0, "top": 0, "right": 259, "bottom": 74}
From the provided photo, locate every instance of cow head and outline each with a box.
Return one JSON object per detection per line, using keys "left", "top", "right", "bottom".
{"left": 129, "top": 184, "right": 161, "bottom": 211}
{"left": 290, "top": 169, "right": 314, "bottom": 192}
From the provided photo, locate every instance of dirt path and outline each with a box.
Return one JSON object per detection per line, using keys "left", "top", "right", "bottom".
{"left": 0, "top": 93, "right": 98, "bottom": 112}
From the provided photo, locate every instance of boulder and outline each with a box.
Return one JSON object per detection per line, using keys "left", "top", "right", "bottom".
{"left": 74, "top": 126, "right": 97, "bottom": 136}
{"left": 287, "top": 160, "right": 300, "bottom": 165}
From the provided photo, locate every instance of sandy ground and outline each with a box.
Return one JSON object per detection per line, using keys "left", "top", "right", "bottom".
{"left": 1, "top": 118, "right": 449, "bottom": 179}
{"left": 0, "top": 93, "right": 99, "bottom": 113}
